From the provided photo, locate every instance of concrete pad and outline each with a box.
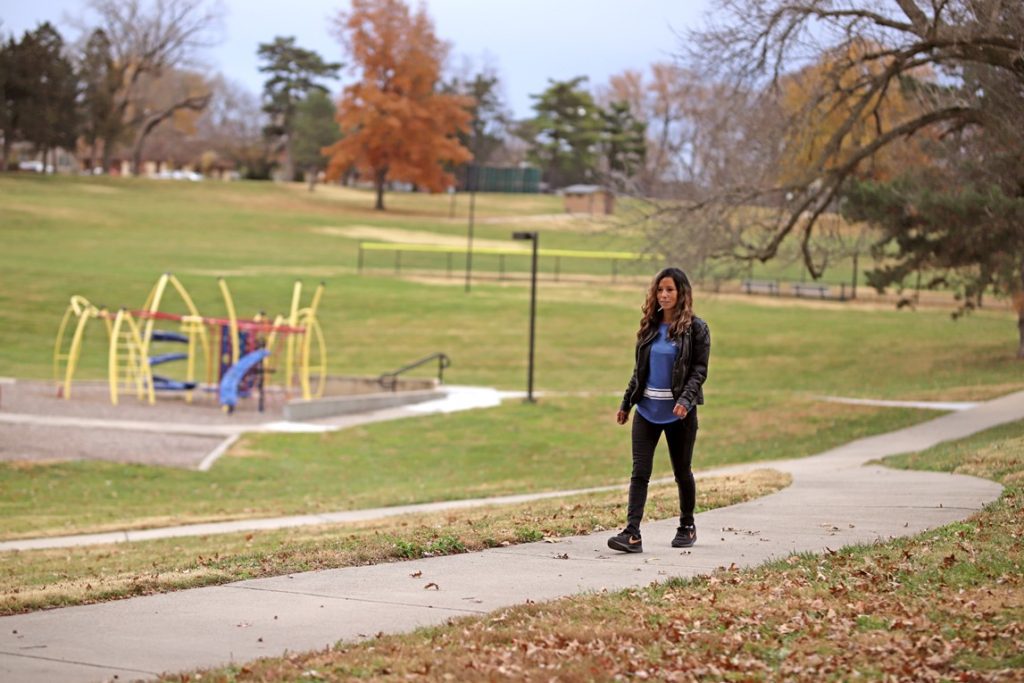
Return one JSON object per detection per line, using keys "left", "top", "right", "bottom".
{"left": 233, "top": 548, "right": 719, "bottom": 615}
{"left": 0, "top": 585, "right": 468, "bottom": 683}
{"left": 283, "top": 389, "right": 445, "bottom": 421}
{"left": 0, "top": 653, "right": 149, "bottom": 683}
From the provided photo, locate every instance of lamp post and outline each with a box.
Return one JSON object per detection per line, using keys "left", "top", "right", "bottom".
{"left": 512, "top": 230, "right": 538, "bottom": 402}
{"left": 465, "top": 164, "right": 477, "bottom": 293}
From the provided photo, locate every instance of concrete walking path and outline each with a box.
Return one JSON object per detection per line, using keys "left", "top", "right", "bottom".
{"left": 1, "top": 390, "right": 1022, "bottom": 682}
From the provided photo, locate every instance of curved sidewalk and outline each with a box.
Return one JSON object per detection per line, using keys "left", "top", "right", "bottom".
{"left": 1, "top": 390, "right": 1021, "bottom": 683}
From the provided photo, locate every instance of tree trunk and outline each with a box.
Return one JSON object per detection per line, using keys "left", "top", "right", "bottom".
{"left": 1, "top": 137, "right": 9, "bottom": 171}
{"left": 282, "top": 134, "right": 294, "bottom": 183}
{"left": 131, "top": 92, "right": 212, "bottom": 176}
{"left": 851, "top": 251, "right": 859, "bottom": 300}
{"left": 1018, "top": 258, "right": 1024, "bottom": 359}
{"left": 1018, "top": 309, "right": 1024, "bottom": 359}
{"left": 307, "top": 165, "right": 318, "bottom": 192}
{"left": 374, "top": 167, "right": 387, "bottom": 210}
{"left": 131, "top": 131, "right": 147, "bottom": 176}
{"left": 101, "top": 135, "right": 113, "bottom": 175}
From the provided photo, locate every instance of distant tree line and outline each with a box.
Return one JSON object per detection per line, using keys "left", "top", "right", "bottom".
{"left": 1, "top": 0, "right": 221, "bottom": 175}
{"left": 0, "top": 22, "right": 78, "bottom": 171}
{"left": 0, "top": 0, "right": 694, "bottom": 196}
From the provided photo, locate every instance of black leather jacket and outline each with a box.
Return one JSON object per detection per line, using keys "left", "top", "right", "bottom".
{"left": 620, "top": 316, "right": 710, "bottom": 413}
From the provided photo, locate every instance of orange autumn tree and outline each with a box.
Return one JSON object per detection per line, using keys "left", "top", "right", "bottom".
{"left": 777, "top": 39, "right": 936, "bottom": 187}
{"left": 326, "top": 0, "right": 472, "bottom": 210}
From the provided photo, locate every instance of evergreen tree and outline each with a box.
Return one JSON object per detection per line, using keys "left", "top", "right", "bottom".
{"left": 1, "top": 23, "right": 79, "bottom": 172}
{"left": 842, "top": 60, "right": 1024, "bottom": 357}
{"left": 449, "top": 71, "right": 507, "bottom": 167}
{"left": 0, "top": 35, "right": 21, "bottom": 169}
{"left": 257, "top": 36, "right": 341, "bottom": 181}
{"left": 292, "top": 89, "right": 341, "bottom": 191}
{"left": 599, "top": 100, "right": 646, "bottom": 180}
{"left": 79, "top": 29, "right": 122, "bottom": 172}
{"left": 523, "top": 77, "right": 603, "bottom": 188}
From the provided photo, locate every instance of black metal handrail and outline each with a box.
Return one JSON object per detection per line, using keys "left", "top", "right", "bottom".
{"left": 378, "top": 352, "right": 451, "bottom": 391}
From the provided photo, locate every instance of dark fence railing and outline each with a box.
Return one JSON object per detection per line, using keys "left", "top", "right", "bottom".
{"left": 378, "top": 352, "right": 451, "bottom": 391}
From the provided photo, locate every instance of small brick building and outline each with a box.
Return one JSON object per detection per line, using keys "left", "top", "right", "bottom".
{"left": 563, "top": 184, "right": 615, "bottom": 215}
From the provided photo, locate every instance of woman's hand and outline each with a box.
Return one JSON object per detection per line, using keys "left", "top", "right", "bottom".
{"left": 616, "top": 409, "right": 629, "bottom": 425}
{"left": 672, "top": 403, "right": 688, "bottom": 418}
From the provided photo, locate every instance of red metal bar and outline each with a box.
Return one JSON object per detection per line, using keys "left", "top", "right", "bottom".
{"left": 130, "top": 310, "right": 306, "bottom": 334}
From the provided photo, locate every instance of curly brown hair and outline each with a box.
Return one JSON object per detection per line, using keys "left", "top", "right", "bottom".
{"left": 636, "top": 267, "right": 694, "bottom": 341}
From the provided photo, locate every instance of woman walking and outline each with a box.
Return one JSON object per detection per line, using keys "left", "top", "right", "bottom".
{"left": 608, "top": 267, "right": 711, "bottom": 554}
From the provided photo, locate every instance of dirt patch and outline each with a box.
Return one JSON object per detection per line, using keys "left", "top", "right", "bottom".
{"left": 224, "top": 438, "right": 269, "bottom": 460}
{"left": 5, "top": 202, "right": 103, "bottom": 224}
{"left": 313, "top": 225, "right": 531, "bottom": 250}
{"left": 478, "top": 213, "right": 616, "bottom": 232}
{"left": 2, "top": 458, "right": 68, "bottom": 470}
{"left": 703, "top": 285, "right": 1013, "bottom": 312}
{"left": 78, "top": 185, "right": 121, "bottom": 195}
{"left": 181, "top": 265, "right": 354, "bottom": 278}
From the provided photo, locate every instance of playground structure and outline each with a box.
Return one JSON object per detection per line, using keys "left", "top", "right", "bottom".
{"left": 53, "top": 274, "right": 326, "bottom": 412}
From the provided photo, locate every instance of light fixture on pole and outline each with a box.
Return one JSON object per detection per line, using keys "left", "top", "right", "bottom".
{"left": 512, "top": 230, "right": 538, "bottom": 402}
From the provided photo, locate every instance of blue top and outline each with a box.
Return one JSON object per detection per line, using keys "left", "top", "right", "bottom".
{"left": 636, "top": 323, "right": 681, "bottom": 424}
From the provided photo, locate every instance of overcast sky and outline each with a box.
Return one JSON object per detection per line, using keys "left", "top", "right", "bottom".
{"left": 1, "top": 0, "right": 712, "bottom": 118}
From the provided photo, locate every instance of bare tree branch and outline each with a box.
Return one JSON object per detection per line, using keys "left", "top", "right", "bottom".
{"left": 894, "top": 0, "right": 931, "bottom": 36}
{"left": 651, "top": 0, "right": 1022, "bottom": 281}
{"left": 131, "top": 89, "right": 212, "bottom": 174}
{"left": 72, "top": 0, "right": 223, "bottom": 173}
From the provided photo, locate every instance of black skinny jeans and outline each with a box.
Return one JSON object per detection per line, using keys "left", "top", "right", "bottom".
{"left": 626, "top": 408, "right": 698, "bottom": 533}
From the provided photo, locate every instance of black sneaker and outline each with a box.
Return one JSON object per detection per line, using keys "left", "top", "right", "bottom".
{"left": 672, "top": 524, "right": 696, "bottom": 548}
{"left": 607, "top": 529, "right": 643, "bottom": 553}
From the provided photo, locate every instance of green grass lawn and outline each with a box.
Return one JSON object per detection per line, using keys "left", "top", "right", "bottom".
{"left": 172, "top": 419, "right": 1024, "bottom": 682}
{"left": 0, "top": 396, "right": 929, "bottom": 538}
{"left": 1, "top": 175, "right": 1023, "bottom": 540}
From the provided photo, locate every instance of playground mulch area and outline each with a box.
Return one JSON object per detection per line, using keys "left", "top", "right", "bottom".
{"left": 0, "top": 422, "right": 225, "bottom": 468}
{"left": 0, "top": 380, "right": 280, "bottom": 468}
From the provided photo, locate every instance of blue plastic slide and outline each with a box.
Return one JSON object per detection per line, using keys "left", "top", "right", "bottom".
{"left": 218, "top": 349, "right": 270, "bottom": 411}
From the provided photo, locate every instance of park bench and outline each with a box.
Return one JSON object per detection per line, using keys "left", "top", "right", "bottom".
{"left": 792, "top": 282, "right": 831, "bottom": 299}
{"left": 741, "top": 279, "right": 780, "bottom": 296}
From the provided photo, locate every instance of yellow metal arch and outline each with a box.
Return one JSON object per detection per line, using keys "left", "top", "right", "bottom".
{"left": 108, "top": 308, "right": 154, "bottom": 406}
{"left": 54, "top": 295, "right": 102, "bottom": 399}
{"left": 140, "top": 273, "right": 209, "bottom": 402}
{"left": 285, "top": 280, "right": 303, "bottom": 394}
{"left": 218, "top": 277, "right": 240, "bottom": 366}
{"left": 265, "top": 314, "right": 287, "bottom": 355}
{"left": 298, "top": 314, "right": 327, "bottom": 399}
{"left": 298, "top": 282, "right": 327, "bottom": 400}
{"left": 141, "top": 273, "right": 207, "bottom": 356}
